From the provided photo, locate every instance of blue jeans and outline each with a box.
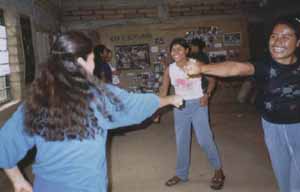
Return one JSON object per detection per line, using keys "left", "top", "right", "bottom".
{"left": 174, "top": 99, "right": 222, "bottom": 180}
{"left": 262, "top": 119, "right": 300, "bottom": 192}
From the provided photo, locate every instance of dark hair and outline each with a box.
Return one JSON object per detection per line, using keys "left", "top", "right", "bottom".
{"left": 94, "top": 44, "right": 107, "bottom": 56}
{"left": 25, "top": 32, "right": 123, "bottom": 141}
{"left": 189, "top": 52, "right": 206, "bottom": 63}
{"left": 270, "top": 16, "right": 300, "bottom": 57}
{"left": 169, "top": 37, "right": 190, "bottom": 52}
{"left": 93, "top": 44, "right": 107, "bottom": 78}
{"left": 190, "top": 38, "right": 206, "bottom": 50}
{"left": 106, "top": 48, "right": 112, "bottom": 53}
{"left": 272, "top": 16, "right": 300, "bottom": 40}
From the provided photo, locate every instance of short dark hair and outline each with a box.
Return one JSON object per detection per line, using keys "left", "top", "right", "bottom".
{"left": 170, "top": 37, "right": 189, "bottom": 52}
{"left": 94, "top": 44, "right": 107, "bottom": 55}
{"left": 272, "top": 16, "right": 300, "bottom": 40}
{"left": 106, "top": 48, "right": 112, "bottom": 53}
{"left": 190, "top": 38, "right": 206, "bottom": 50}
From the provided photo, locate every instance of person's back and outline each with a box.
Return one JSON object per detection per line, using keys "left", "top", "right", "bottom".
{"left": 0, "top": 32, "right": 183, "bottom": 192}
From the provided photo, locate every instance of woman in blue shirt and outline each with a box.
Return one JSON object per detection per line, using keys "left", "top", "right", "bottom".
{"left": 185, "top": 17, "right": 300, "bottom": 192}
{"left": 0, "top": 31, "right": 183, "bottom": 192}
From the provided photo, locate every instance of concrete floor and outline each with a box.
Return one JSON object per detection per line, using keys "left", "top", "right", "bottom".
{"left": 0, "top": 102, "right": 278, "bottom": 192}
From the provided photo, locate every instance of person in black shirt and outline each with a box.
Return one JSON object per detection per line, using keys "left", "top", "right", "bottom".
{"left": 189, "top": 38, "right": 216, "bottom": 105}
{"left": 93, "top": 44, "right": 112, "bottom": 83}
{"left": 185, "top": 17, "right": 300, "bottom": 192}
{"left": 189, "top": 38, "right": 210, "bottom": 64}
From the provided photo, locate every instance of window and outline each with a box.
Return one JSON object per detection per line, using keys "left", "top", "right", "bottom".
{"left": 0, "top": 9, "right": 11, "bottom": 104}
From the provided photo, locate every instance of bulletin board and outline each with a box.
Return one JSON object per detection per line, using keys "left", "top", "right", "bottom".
{"left": 114, "top": 44, "right": 150, "bottom": 70}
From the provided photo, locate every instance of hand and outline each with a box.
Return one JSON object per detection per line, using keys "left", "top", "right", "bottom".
{"left": 184, "top": 61, "right": 203, "bottom": 76}
{"left": 153, "top": 116, "right": 160, "bottom": 123}
{"left": 170, "top": 95, "right": 183, "bottom": 108}
{"left": 200, "top": 94, "right": 209, "bottom": 106}
{"left": 12, "top": 177, "right": 33, "bottom": 192}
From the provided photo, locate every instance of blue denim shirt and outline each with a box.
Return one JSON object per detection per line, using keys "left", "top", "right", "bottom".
{"left": 0, "top": 85, "right": 159, "bottom": 192}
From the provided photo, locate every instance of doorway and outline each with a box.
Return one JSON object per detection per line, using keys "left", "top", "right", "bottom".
{"left": 20, "top": 16, "right": 35, "bottom": 84}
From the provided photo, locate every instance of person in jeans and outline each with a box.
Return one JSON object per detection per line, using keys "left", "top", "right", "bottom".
{"left": 185, "top": 17, "right": 300, "bottom": 192}
{"left": 160, "top": 37, "right": 225, "bottom": 190}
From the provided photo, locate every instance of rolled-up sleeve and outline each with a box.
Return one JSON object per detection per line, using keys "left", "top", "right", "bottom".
{"left": 0, "top": 105, "right": 35, "bottom": 168}
{"left": 94, "top": 85, "right": 160, "bottom": 130}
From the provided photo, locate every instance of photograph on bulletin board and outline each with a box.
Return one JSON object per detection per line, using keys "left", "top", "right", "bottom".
{"left": 115, "top": 44, "right": 150, "bottom": 70}
{"left": 223, "top": 32, "right": 241, "bottom": 46}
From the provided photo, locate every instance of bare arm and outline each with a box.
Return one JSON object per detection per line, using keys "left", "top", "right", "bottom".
{"left": 199, "top": 76, "right": 216, "bottom": 106}
{"left": 205, "top": 76, "right": 216, "bottom": 96}
{"left": 158, "top": 66, "right": 183, "bottom": 108}
{"left": 159, "top": 95, "right": 182, "bottom": 108}
{"left": 153, "top": 67, "right": 172, "bottom": 122}
{"left": 159, "top": 66, "right": 171, "bottom": 97}
{"left": 186, "top": 61, "right": 255, "bottom": 77}
{"left": 158, "top": 66, "right": 183, "bottom": 107}
{"left": 4, "top": 167, "right": 32, "bottom": 192}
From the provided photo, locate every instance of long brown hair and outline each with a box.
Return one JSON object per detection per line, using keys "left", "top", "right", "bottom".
{"left": 24, "top": 31, "right": 123, "bottom": 141}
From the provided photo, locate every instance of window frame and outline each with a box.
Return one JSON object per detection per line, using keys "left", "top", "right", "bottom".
{"left": 0, "top": 9, "right": 11, "bottom": 105}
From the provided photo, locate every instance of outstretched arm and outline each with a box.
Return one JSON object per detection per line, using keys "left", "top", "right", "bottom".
{"left": 186, "top": 61, "right": 255, "bottom": 77}
{"left": 159, "top": 95, "right": 182, "bottom": 108}
{"left": 94, "top": 84, "right": 182, "bottom": 129}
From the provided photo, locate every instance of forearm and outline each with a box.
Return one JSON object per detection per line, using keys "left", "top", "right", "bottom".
{"left": 4, "top": 166, "right": 26, "bottom": 185}
{"left": 159, "top": 96, "right": 171, "bottom": 108}
{"left": 206, "top": 77, "right": 216, "bottom": 95}
{"left": 159, "top": 95, "right": 181, "bottom": 108}
{"left": 201, "top": 61, "right": 254, "bottom": 77}
{"left": 159, "top": 86, "right": 168, "bottom": 97}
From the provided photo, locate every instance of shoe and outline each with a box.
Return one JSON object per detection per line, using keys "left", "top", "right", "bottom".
{"left": 210, "top": 172, "right": 225, "bottom": 190}
{"left": 165, "top": 176, "right": 187, "bottom": 187}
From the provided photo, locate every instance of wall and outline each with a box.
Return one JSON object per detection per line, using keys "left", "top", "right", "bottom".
{"left": 61, "top": 0, "right": 260, "bottom": 30}
{"left": 94, "top": 16, "right": 249, "bottom": 103}
{"left": 99, "top": 16, "right": 249, "bottom": 61}
{"left": 0, "top": 0, "right": 60, "bottom": 112}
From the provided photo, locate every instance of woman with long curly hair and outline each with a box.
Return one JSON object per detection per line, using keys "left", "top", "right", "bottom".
{"left": 0, "top": 31, "right": 183, "bottom": 192}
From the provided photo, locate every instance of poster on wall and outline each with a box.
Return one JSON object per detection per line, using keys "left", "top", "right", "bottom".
{"left": 115, "top": 44, "right": 150, "bottom": 70}
{"left": 223, "top": 32, "right": 241, "bottom": 46}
